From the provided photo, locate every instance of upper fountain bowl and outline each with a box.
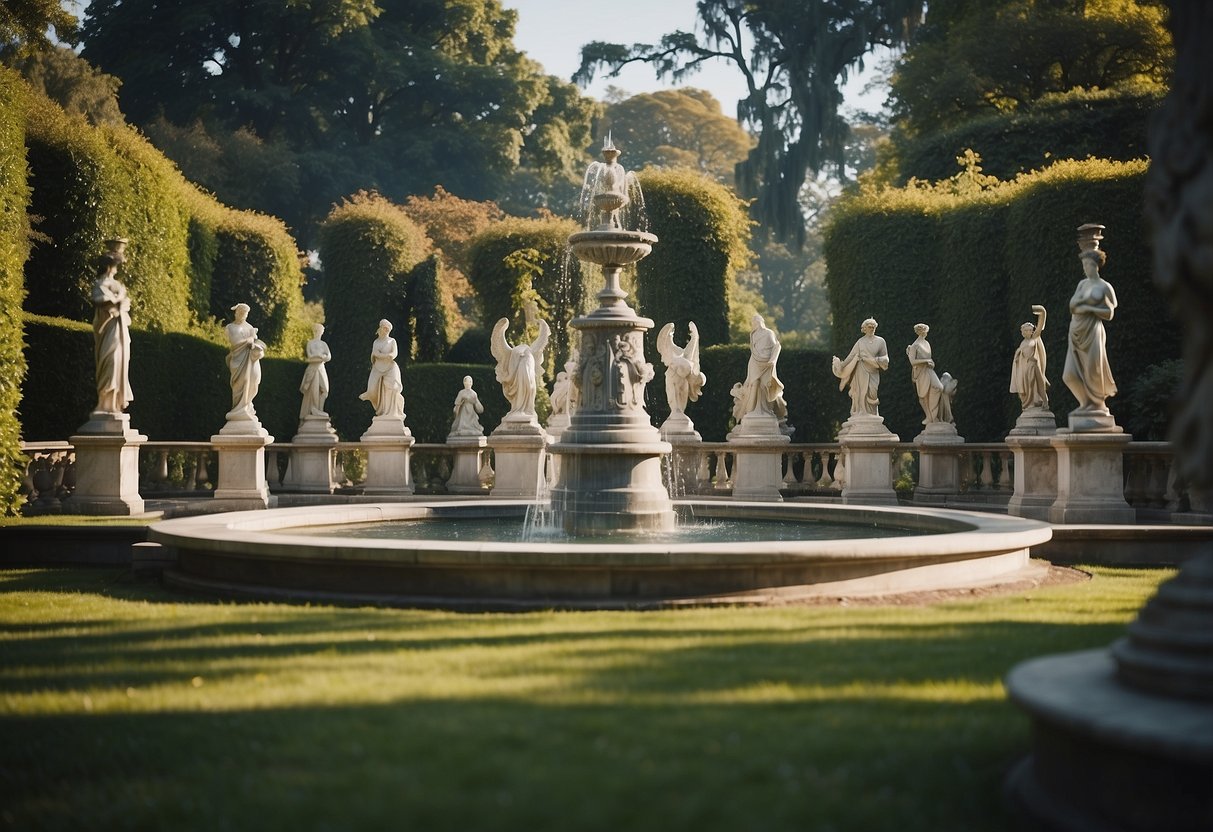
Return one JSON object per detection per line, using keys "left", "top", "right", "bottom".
{"left": 568, "top": 229, "right": 658, "bottom": 268}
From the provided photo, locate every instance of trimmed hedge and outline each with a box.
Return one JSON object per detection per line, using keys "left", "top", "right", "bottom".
{"left": 23, "top": 94, "right": 192, "bottom": 332}
{"left": 318, "top": 193, "right": 431, "bottom": 438}
{"left": 20, "top": 315, "right": 301, "bottom": 443}
{"left": 409, "top": 255, "right": 451, "bottom": 362}
{"left": 635, "top": 169, "right": 751, "bottom": 350}
{"left": 466, "top": 216, "right": 585, "bottom": 370}
{"left": 825, "top": 158, "right": 1178, "bottom": 441}
{"left": 20, "top": 316, "right": 511, "bottom": 445}
{"left": 0, "top": 69, "right": 30, "bottom": 514}
{"left": 894, "top": 88, "right": 1163, "bottom": 184}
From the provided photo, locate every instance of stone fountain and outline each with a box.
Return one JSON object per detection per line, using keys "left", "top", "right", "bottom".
{"left": 548, "top": 137, "right": 675, "bottom": 533}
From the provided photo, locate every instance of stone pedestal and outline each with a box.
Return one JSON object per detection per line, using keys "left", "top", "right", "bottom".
{"left": 838, "top": 415, "right": 900, "bottom": 506}
{"left": 913, "top": 423, "right": 964, "bottom": 502}
{"left": 1008, "top": 406, "right": 1058, "bottom": 437}
{"left": 281, "top": 415, "right": 338, "bottom": 494}
{"left": 211, "top": 418, "right": 274, "bottom": 508}
{"left": 727, "top": 411, "right": 790, "bottom": 501}
{"left": 659, "top": 411, "right": 701, "bottom": 443}
{"left": 446, "top": 435, "right": 488, "bottom": 494}
{"left": 488, "top": 427, "right": 548, "bottom": 498}
{"left": 64, "top": 412, "right": 147, "bottom": 515}
{"left": 1006, "top": 434, "right": 1058, "bottom": 521}
{"left": 1049, "top": 430, "right": 1134, "bottom": 524}
{"left": 663, "top": 435, "right": 703, "bottom": 498}
{"left": 361, "top": 416, "right": 415, "bottom": 496}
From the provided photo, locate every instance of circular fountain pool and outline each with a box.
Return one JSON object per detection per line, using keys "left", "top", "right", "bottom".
{"left": 152, "top": 501, "right": 1052, "bottom": 610}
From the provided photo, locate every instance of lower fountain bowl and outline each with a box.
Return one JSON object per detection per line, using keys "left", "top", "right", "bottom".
{"left": 151, "top": 501, "right": 1052, "bottom": 611}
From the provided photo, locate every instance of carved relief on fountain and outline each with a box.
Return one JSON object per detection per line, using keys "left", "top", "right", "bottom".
{"left": 576, "top": 329, "right": 653, "bottom": 413}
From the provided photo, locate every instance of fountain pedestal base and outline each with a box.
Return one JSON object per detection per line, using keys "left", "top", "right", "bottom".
{"left": 488, "top": 432, "right": 547, "bottom": 498}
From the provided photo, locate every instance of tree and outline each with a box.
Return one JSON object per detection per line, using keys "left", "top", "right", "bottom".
{"left": 5, "top": 45, "right": 123, "bottom": 126}
{"left": 79, "top": 0, "right": 598, "bottom": 240}
{"left": 601, "top": 88, "right": 754, "bottom": 183}
{"left": 576, "top": 0, "right": 923, "bottom": 248}
{"left": 890, "top": 0, "right": 1172, "bottom": 136}
{"left": 0, "top": 0, "right": 77, "bottom": 54}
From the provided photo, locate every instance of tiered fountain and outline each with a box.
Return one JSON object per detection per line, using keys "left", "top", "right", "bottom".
{"left": 550, "top": 138, "right": 675, "bottom": 534}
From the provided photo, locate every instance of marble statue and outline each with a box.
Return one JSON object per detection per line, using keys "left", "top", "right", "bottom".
{"left": 298, "top": 322, "right": 331, "bottom": 420}
{"left": 732, "top": 314, "right": 785, "bottom": 421}
{"left": 225, "top": 303, "right": 267, "bottom": 421}
{"left": 939, "top": 372, "right": 958, "bottom": 424}
{"left": 450, "top": 375, "right": 485, "bottom": 437}
{"left": 360, "top": 319, "right": 405, "bottom": 419}
{"left": 1010, "top": 305, "right": 1050, "bottom": 411}
{"left": 906, "top": 323, "right": 955, "bottom": 425}
{"left": 832, "top": 318, "right": 889, "bottom": 417}
{"left": 656, "top": 322, "right": 705, "bottom": 417}
{"left": 490, "top": 316, "right": 550, "bottom": 418}
{"left": 90, "top": 240, "right": 133, "bottom": 414}
{"left": 1062, "top": 226, "right": 1118, "bottom": 417}
{"left": 550, "top": 352, "right": 579, "bottom": 417}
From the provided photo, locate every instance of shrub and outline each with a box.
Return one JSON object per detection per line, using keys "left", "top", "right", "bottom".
{"left": 409, "top": 255, "right": 451, "bottom": 362}
{"left": 635, "top": 169, "right": 751, "bottom": 350}
{"left": 318, "top": 192, "right": 430, "bottom": 437}
{"left": 466, "top": 215, "right": 584, "bottom": 369}
{"left": 0, "top": 69, "right": 30, "bottom": 514}
{"left": 1126, "top": 360, "right": 1182, "bottom": 441}
{"left": 824, "top": 156, "right": 1177, "bottom": 441}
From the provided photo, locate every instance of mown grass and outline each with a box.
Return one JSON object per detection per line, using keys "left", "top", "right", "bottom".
{"left": 0, "top": 566, "right": 1171, "bottom": 831}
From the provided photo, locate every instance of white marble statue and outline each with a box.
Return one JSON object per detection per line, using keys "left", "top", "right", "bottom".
{"left": 360, "top": 319, "right": 405, "bottom": 419}
{"left": 298, "top": 322, "right": 331, "bottom": 420}
{"left": 657, "top": 322, "right": 705, "bottom": 417}
{"left": 832, "top": 317, "right": 889, "bottom": 417}
{"left": 450, "top": 375, "right": 485, "bottom": 437}
{"left": 91, "top": 241, "right": 133, "bottom": 414}
{"left": 1011, "top": 305, "right": 1050, "bottom": 411}
{"left": 225, "top": 303, "right": 267, "bottom": 421}
{"left": 1063, "top": 240, "right": 1118, "bottom": 417}
{"left": 550, "top": 352, "right": 579, "bottom": 417}
{"left": 906, "top": 323, "right": 956, "bottom": 425}
{"left": 732, "top": 314, "right": 785, "bottom": 421}
{"left": 490, "top": 316, "right": 550, "bottom": 418}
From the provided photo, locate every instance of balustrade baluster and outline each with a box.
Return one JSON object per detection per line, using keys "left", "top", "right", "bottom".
{"left": 195, "top": 451, "right": 211, "bottom": 490}
{"left": 980, "top": 451, "right": 995, "bottom": 490}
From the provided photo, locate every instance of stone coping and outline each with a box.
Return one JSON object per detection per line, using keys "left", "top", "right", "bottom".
{"left": 150, "top": 501, "right": 1051, "bottom": 569}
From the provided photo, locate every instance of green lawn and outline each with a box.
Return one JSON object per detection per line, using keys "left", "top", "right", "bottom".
{"left": 0, "top": 566, "right": 1171, "bottom": 831}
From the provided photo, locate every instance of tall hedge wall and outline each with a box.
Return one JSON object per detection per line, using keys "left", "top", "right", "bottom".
{"left": 467, "top": 216, "right": 585, "bottom": 369}
{"left": 20, "top": 315, "right": 301, "bottom": 442}
{"left": 0, "top": 69, "right": 30, "bottom": 514}
{"left": 894, "top": 88, "right": 1163, "bottom": 184}
{"left": 824, "top": 158, "right": 1177, "bottom": 441}
{"left": 409, "top": 255, "right": 451, "bottom": 363}
{"left": 18, "top": 84, "right": 307, "bottom": 353}
{"left": 23, "top": 95, "right": 192, "bottom": 332}
{"left": 318, "top": 192, "right": 431, "bottom": 438}
{"left": 635, "top": 169, "right": 751, "bottom": 350}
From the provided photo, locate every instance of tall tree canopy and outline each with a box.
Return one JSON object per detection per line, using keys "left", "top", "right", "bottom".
{"left": 0, "top": 0, "right": 77, "bottom": 55}
{"left": 79, "top": 0, "right": 597, "bottom": 240}
{"left": 601, "top": 88, "right": 754, "bottom": 183}
{"left": 890, "top": 0, "right": 1172, "bottom": 136}
{"left": 576, "top": 0, "right": 922, "bottom": 248}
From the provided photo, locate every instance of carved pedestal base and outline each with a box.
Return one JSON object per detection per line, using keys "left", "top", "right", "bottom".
{"left": 659, "top": 411, "right": 701, "bottom": 442}
{"left": 211, "top": 421, "right": 274, "bottom": 509}
{"left": 1049, "top": 430, "right": 1134, "bottom": 524}
{"left": 1006, "top": 435, "right": 1058, "bottom": 521}
{"left": 446, "top": 435, "right": 488, "bottom": 494}
{"left": 361, "top": 417, "right": 414, "bottom": 496}
{"left": 488, "top": 432, "right": 547, "bottom": 498}
{"left": 1009, "top": 406, "right": 1058, "bottom": 437}
{"left": 727, "top": 412, "right": 790, "bottom": 502}
{"left": 281, "top": 416, "right": 338, "bottom": 494}
{"left": 64, "top": 413, "right": 147, "bottom": 516}
{"left": 913, "top": 425, "right": 964, "bottom": 502}
{"left": 840, "top": 428, "right": 900, "bottom": 506}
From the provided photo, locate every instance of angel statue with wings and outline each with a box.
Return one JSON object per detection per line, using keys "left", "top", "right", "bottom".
{"left": 490, "top": 316, "right": 550, "bottom": 422}
{"left": 656, "top": 322, "right": 706, "bottom": 418}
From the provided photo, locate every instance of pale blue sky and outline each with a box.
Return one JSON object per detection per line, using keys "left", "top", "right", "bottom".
{"left": 506, "top": 0, "right": 889, "bottom": 116}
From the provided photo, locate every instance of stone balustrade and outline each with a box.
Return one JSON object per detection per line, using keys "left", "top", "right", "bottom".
{"left": 16, "top": 437, "right": 1208, "bottom": 524}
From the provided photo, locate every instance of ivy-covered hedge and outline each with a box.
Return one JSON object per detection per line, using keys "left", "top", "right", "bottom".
{"left": 20, "top": 315, "right": 301, "bottom": 443}
{"left": 825, "top": 158, "right": 1177, "bottom": 441}
{"left": 466, "top": 216, "right": 585, "bottom": 370}
{"left": 23, "top": 94, "right": 192, "bottom": 332}
{"left": 18, "top": 84, "right": 307, "bottom": 353}
{"left": 0, "top": 68, "right": 30, "bottom": 514}
{"left": 636, "top": 169, "right": 751, "bottom": 350}
{"left": 893, "top": 87, "right": 1163, "bottom": 184}
{"left": 318, "top": 192, "right": 431, "bottom": 437}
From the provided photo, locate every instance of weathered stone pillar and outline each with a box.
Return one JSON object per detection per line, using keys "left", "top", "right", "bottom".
{"left": 64, "top": 413, "right": 147, "bottom": 515}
